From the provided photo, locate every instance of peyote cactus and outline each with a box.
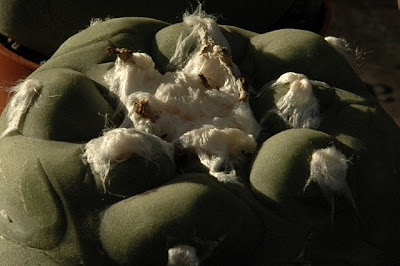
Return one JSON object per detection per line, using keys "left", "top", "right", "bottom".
{"left": 0, "top": 9, "right": 399, "bottom": 265}
{"left": 0, "top": 0, "right": 295, "bottom": 60}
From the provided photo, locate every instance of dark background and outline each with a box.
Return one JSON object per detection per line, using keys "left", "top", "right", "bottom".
{"left": 326, "top": 0, "right": 400, "bottom": 126}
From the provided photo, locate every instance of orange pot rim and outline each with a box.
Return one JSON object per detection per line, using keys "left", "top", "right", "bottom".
{"left": 0, "top": 43, "right": 40, "bottom": 72}
{"left": 0, "top": 42, "right": 40, "bottom": 114}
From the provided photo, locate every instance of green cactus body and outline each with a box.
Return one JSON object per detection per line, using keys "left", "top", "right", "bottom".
{"left": 0, "top": 0, "right": 294, "bottom": 58}
{"left": 0, "top": 13, "right": 399, "bottom": 265}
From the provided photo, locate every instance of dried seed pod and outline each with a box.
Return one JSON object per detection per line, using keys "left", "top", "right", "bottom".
{"left": 106, "top": 47, "right": 135, "bottom": 63}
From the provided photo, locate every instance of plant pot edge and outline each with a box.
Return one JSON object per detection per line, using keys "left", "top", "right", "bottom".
{"left": 0, "top": 43, "right": 39, "bottom": 114}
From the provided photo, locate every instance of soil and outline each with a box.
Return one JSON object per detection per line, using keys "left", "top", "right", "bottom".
{"left": 325, "top": 0, "right": 400, "bottom": 126}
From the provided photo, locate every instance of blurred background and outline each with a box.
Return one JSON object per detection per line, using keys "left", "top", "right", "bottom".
{"left": 326, "top": 0, "right": 400, "bottom": 126}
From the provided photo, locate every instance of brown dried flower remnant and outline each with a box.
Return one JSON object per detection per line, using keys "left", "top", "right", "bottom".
{"left": 200, "top": 40, "right": 232, "bottom": 66}
{"left": 132, "top": 99, "right": 159, "bottom": 123}
{"left": 238, "top": 78, "right": 248, "bottom": 102}
{"left": 218, "top": 46, "right": 230, "bottom": 64}
{"left": 106, "top": 47, "right": 135, "bottom": 63}
{"left": 198, "top": 73, "right": 211, "bottom": 89}
{"left": 200, "top": 36, "right": 214, "bottom": 55}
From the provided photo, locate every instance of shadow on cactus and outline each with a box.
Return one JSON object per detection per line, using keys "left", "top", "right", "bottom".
{"left": 0, "top": 7, "right": 399, "bottom": 265}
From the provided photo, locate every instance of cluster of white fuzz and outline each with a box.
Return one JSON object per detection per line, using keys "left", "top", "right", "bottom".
{"left": 306, "top": 146, "right": 349, "bottom": 194}
{"left": 169, "top": 8, "right": 231, "bottom": 70}
{"left": 0, "top": 79, "right": 42, "bottom": 139}
{"left": 88, "top": 17, "right": 111, "bottom": 27}
{"left": 83, "top": 128, "right": 174, "bottom": 191}
{"left": 305, "top": 146, "right": 357, "bottom": 218}
{"left": 90, "top": 10, "right": 260, "bottom": 183}
{"left": 179, "top": 126, "right": 256, "bottom": 183}
{"left": 325, "top": 36, "right": 365, "bottom": 69}
{"left": 324, "top": 36, "right": 353, "bottom": 62}
{"left": 274, "top": 72, "right": 320, "bottom": 129}
{"left": 167, "top": 245, "right": 199, "bottom": 266}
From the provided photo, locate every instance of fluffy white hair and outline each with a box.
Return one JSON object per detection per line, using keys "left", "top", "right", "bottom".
{"left": 305, "top": 146, "right": 357, "bottom": 221}
{"left": 306, "top": 146, "right": 349, "bottom": 194}
{"left": 83, "top": 128, "right": 174, "bottom": 192}
{"left": 274, "top": 72, "right": 320, "bottom": 129}
{"left": 0, "top": 79, "right": 42, "bottom": 139}
{"left": 91, "top": 11, "right": 260, "bottom": 184}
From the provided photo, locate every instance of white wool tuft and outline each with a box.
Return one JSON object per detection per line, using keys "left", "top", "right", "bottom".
{"left": 169, "top": 5, "right": 230, "bottom": 70}
{"left": 167, "top": 245, "right": 199, "bottom": 266}
{"left": 324, "top": 36, "right": 353, "bottom": 60}
{"left": 0, "top": 79, "right": 42, "bottom": 139}
{"left": 275, "top": 72, "right": 320, "bottom": 129}
{"left": 104, "top": 52, "right": 161, "bottom": 106}
{"left": 177, "top": 126, "right": 257, "bottom": 183}
{"left": 324, "top": 36, "right": 366, "bottom": 68}
{"left": 183, "top": 6, "right": 229, "bottom": 50}
{"left": 305, "top": 147, "right": 360, "bottom": 222}
{"left": 88, "top": 17, "right": 111, "bottom": 27}
{"left": 305, "top": 146, "right": 359, "bottom": 220}
{"left": 102, "top": 9, "right": 260, "bottom": 184}
{"left": 307, "top": 147, "right": 349, "bottom": 193}
{"left": 272, "top": 72, "right": 307, "bottom": 87}
{"left": 89, "top": 18, "right": 104, "bottom": 27}
{"left": 83, "top": 128, "right": 174, "bottom": 191}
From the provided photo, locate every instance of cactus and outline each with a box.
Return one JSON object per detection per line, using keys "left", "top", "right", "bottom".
{"left": 0, "top": 0, "right": 294, "bottom": 59}
{"left": 0, "top": 10, "right": 399, "bottom": 265}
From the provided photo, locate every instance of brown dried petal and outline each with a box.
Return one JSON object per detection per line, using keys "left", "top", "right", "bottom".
{"left": 106, "top": 47, "right": 134, "bottom": 63}
{"left": 132, "top": 99, "right": 159, "bottom": 122}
